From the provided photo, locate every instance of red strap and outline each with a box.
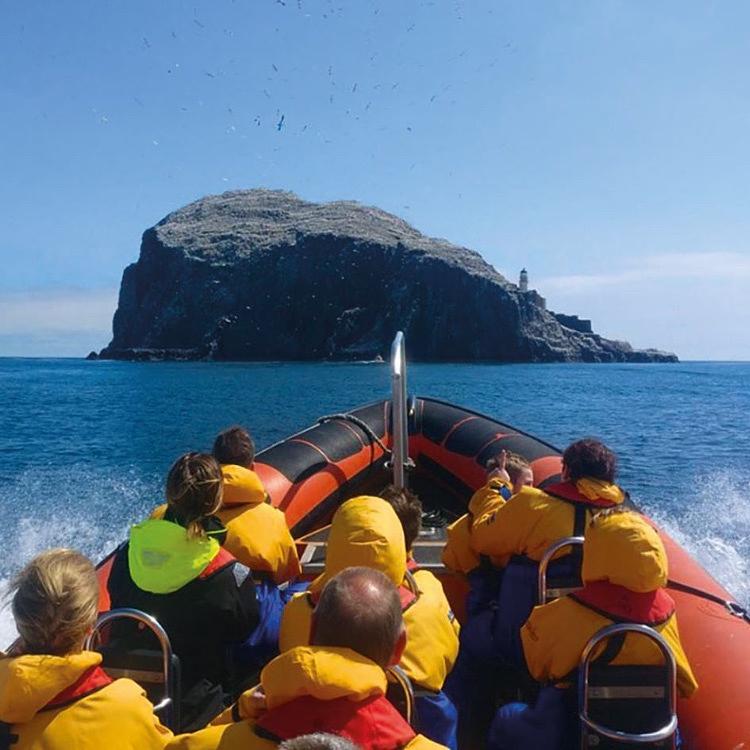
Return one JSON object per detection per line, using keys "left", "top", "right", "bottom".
{"left": 198, "top": 547, "right": 236, "bottom": 579}
{"left": 256, "top": 694, "right": 416, "bottom": 750}
{"left": 544, "top": 481, "right": 620, "bottom": 509}
{"left": 571, "top": 581, "right": 676, "bottom": 625}
{"left": 45, "top": 665, "right": 113, "bottom": 710}
{"left": 406, "top": 558, "right": 419, "bottom": 573}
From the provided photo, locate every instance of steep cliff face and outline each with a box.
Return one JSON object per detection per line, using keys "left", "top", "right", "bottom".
{"left": 98, "top": 190, "right": 677, "bottom": 363}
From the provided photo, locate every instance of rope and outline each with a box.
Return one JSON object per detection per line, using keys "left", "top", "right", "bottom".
{"left": 666, "top": 579, "right": 750, "bottom": 623}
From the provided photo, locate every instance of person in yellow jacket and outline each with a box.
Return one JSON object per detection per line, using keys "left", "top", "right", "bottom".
{"left": 166, "top": 567, "right": 446, "bottom": 750}
{"left": 279, "top": 496, "right": 459, "bottom": 749}
{"left": 442, "top": 451, "right": 533, "bottom": 614}
{"left": 0, "top": 548, "right": 171, "bottom": 749}
{"left": 380, "top": 485, "right": 462, "bottom": 750}
{"left": 489, "top": 508, "right": 698, "bottom": 750}
{"left": 471, "top": 438, "right": 627, "bottom": 668}
{"left": 152, "top": 427, "right": 300, "bottom": 584}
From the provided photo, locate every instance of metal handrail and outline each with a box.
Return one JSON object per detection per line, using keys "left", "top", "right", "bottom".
{"left": 390, "top": 331, "right": 409, "bottom": 489}
{"left": 537, "top": 536, "right": 584, "bottom": 604}
{"left": 579, "top": 623, "right": 678, "bottom": 746}
{"left": 84, "top": 608, "right": 176, "bottom": 728}
{"left": 386, "top": 664, "right": 417, "bottom": 726}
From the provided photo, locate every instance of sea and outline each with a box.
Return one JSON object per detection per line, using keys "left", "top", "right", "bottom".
{"left": 1, "top": 358, "right": 748, "bottom": 647}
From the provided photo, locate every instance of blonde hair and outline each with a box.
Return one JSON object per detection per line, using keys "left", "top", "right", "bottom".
{"left": 166, "top": 452, "right": 224, "bottom": 538}
{"left": 11, "top": 549, "right": 99, "bottom": 656}
{"left": 504, "top": 451, "right": 532, "bottom": 484}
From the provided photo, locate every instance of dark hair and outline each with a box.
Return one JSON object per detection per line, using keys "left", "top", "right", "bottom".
{"left": 313, "top": 567, "right": 402, "bottom": 668}
{"left": 213, "top": 426, "right": 255, "bottom": 467}
{"left": 380, "top": 485, "right": 422, "bottom": 552}
{"left": 562, "top": 439, "right": 617, "bottom": 483}
{"left": 166, "top": 452, "right": 224, "bottom": 538}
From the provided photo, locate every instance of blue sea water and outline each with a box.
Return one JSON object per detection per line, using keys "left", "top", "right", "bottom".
{"left": 1, "top": 358, "right": 749, "bottom": 645}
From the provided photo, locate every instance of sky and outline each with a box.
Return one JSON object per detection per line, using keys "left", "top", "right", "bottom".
{"left": 1, "top": 0, "right": 749, "bottom": 360}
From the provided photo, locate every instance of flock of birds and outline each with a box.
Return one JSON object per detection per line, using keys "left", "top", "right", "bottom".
{"left": 89, "top": 0, "right": 512, "bottom": 150}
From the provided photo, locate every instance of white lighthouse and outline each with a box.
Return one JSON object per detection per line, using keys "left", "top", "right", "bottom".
{"left": 519, "top": 268, "right": 529, "bottom": 293}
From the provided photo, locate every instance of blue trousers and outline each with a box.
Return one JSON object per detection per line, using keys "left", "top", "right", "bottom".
{"left": 489, "top": 686, "right": 568, "bottom": 750}
{"left": 415, "top": 690, "right": 458, "bottom": 750}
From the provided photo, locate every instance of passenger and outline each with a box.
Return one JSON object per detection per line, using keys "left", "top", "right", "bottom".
{"left": 380, "top": 485, "right": 461, "bottom": 749}
{"left": 108, "top": 452, "right": 260, "bottom": 729}
{"left": 278, "top": 497, "right": 459, "bottom": 749}
{"left": 442, "top": 451, "right": 533, "bottom": 614}
{"left": 0, "top": 549, "right": 171, "bottom": 748}
{"left": 489, "top": 508, "right": 698, "bottom": 750}
{"left": 471, "top": 438, "right": 627, "bottom": 667}
{"left": 278, "top": 734, "right": 360, "bottom": 750}
{"left": 152, "top": 427, "right": 301, "bottom": 584}
{"left": 166, "top": 567, "right": 447, "bottom": 750}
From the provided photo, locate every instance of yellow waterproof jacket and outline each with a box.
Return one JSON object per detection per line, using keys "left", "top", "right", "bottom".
{"left": 0, "top": 651, "right": 171, "bottom": 749}
{"left": 280, "top": 497, "right": 459, "bottom": 692}
{"left": 166, "top": 647, "right": 446, "bottom": 750}
{"left": 472, "top": 478, "right": 625, "bottom": 564}
{"left": 442, "top": 478, "right": 511, "bottom": 574}
{"left": 521, "top": 512, "right": 698, "bottom": 697}
{"left": 153, "top": 465, "right": 300, "bottom": 583}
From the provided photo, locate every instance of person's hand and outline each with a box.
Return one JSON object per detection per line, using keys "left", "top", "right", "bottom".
{"left": 238, "top": 687, "right": 267, "bottom": 720}
{"left": 486, "top": 449, "right": 511, "bottom": 484}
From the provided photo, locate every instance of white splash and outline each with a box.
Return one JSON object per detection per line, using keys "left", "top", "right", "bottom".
{"left": 645, "top": 469, "right": 750, "bottom": 608}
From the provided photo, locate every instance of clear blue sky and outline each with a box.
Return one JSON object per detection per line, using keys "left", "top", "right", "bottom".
{"left": 1, "top": 0, "right": 749, "bottom": 359}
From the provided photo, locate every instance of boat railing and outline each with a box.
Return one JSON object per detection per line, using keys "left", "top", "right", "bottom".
{"left": 386, "top": 664, "right": 417, "bottom": 727}
{"left": 537, "top": 536, "right": 585, "bottom": 605}
{"left": 389, "top": 331, "right": 413, "bottom": 489}
{"left": 579, "top": 622, "right": 678, "bottom": 747}
{"left": 85, "top": 607, "right": 179, "bottom": 729}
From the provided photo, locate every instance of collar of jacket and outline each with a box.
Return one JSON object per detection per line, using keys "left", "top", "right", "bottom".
{"left": 260, "top": 646, "right": 387, "bottom": 709}
{"left": 0, "top": 651, "right": 103, "bottom": 724}
{"left": 544, "top": 478, "right": 625, "bottom": 507}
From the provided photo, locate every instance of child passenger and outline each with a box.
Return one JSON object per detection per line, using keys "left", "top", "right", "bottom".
{"left": 108, "top": 452, "right": 260, "bottom": 729}
{"left": 0, "top": 549, "right": 171, "bottom": 749}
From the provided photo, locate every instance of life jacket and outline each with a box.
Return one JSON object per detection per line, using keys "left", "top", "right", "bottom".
{"left": 279, "top": 498, "right": 457, "bottom": 694}
{"left": 255, "top": 694, "right": 416, "bottom": 750}
{"left": 128, "top": 515, "right": 230, "bottom": 594}
{"left": 0, "top": 652, "right": 171, "bottom": 750}
{"left": 570, "top": 581, "right": 676, "bottom": 625}
{"left": 44, "top": 666, "right": 113, "bottom": 710}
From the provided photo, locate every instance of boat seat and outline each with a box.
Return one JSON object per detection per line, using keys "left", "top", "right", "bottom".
{"left": 386, "top": 665, "right": 418, "bottom": 728}
{"left": 537, "top": 536, "right": 584, "bottom": 604}
{"left": 298, "top": 522, "right": 450, "bottom": 576}
{"left": 579, "top": 623, "right": 677, "bottom": 749}
{"left": 85, "top": 608, "right": 181, "bottom": 731}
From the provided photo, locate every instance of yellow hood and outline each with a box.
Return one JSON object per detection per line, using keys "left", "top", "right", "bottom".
{"left": 261, "top": 646, "right": 386, "bottom": 709}
{"left": 0, "top": 651, "right": 102, "bottom": 723}
{"left": 583, "top": 511, "right": 668, "bottom": 592}
{"left": 309, "top": 496, "right": 406, "bottom": 594}
{"left": 221, "top": 465, "right": 267, "bottom": 507}
{"left": 576, "top": 478, "right": 625, "bottom": 505}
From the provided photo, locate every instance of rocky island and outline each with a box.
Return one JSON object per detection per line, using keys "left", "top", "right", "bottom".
{"left": 96, "top": 190, "right": 677, "bottom": 363}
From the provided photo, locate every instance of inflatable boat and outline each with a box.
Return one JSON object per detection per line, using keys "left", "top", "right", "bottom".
{"left": 93, "top": 334, "right": 750, "bottom": 748}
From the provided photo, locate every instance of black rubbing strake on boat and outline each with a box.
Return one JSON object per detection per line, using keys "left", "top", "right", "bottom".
{"left": 444, "top": 417, "right": 514, "bottom": 457}
{"left": 350, "top": 402, "right": 387, "bottom": 439}
{"left": 420, "top": 401, "right": 475, "bottom": 444}
{"left": 476, "top": 434, "right": 557, "bottom": 466}
{"left": 291, "top": 421, "right": 365, "bottom": 463}
{"left": 259, "top": 440, "right": 328, "bottom": 484}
